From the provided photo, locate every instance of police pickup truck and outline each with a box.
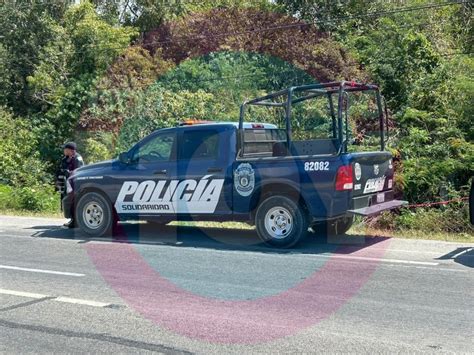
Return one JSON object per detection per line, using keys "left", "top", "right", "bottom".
{"left": 64, "top": 82, "right": 406, "bottom": 247}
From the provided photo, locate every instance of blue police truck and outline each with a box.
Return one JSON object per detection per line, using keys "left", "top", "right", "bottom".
{"left": 64, "top": 82, "right": 406, "bottom": 247}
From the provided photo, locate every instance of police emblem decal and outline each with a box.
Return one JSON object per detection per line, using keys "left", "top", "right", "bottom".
{"left": 234, "top": 163, "right": 255, "bottom": 197}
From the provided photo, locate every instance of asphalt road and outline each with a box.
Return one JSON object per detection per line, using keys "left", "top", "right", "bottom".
{"left": 1, "top": 215, "right": 473, "bottom": 354}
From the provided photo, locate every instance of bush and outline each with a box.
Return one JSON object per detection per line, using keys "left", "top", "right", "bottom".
{"left": 83, "top": 137, "right": 111, "bottom": 164}
{"left": 369, "top": 203, "right": 473, "bottom": 235}
{"left": 76, "top": 131, "right": 115, "bottom": 164}
{"left": 0, "top": 185, "right": 14, "bottom": 210}
{"left": 0, "top": 107, "right": 50, "bottom": 185}
{"left": 115, "top": 87, "right": 217, "bottom": 152}
{"left": 396, "top": 205, "right": 472, "bottom": 234}
{"left": 0, "top": 184, "right": 59, "bottom": 213}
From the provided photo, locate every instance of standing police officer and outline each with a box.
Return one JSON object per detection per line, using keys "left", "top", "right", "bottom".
{"left": 470, "top": 178, "right": 473, "bottom": 225}
{"left": 57, "top": 142, "right": 84, "bottom": 228}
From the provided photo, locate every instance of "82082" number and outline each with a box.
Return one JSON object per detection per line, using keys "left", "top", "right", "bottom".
{"left": 304, "top": 161, "right": 329, "bottom": 171}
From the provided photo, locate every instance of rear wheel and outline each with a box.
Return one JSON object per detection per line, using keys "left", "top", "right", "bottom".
{"left": 76, "top": 192, "right": 114, "bottom": 237}
{"left": 255, "top": 195, "right": 308, "bottom": 248}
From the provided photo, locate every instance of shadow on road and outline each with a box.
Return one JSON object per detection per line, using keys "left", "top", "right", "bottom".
{"left": 28, "top": 221, "right": 390, "bottom": 256}
{"left": 436, "top": 247, "right": 474, "bottom": 268}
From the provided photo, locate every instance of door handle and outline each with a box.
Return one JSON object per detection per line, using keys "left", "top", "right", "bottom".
{"left": 207, "top": 167, "right": 222, "bottom": 173}
{"left": 153, "top": 169, "right": 167, "bottom": 175}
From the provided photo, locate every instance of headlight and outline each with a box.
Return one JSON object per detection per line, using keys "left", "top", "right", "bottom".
{"left": 66, "top": 179, "right": 73, "bottom": 194}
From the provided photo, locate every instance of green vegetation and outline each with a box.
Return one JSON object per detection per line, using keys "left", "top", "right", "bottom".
{"left": 0, "top": 107, "right": 49, "bottom": 186}
{"left": 115, "top": 51, "right": 316, "bottom": 151}
{"left": 361, "top": 203, "right": 473, "bottom": 240}
{"left": 277, "top": 0, "right": 473, "bottom": 204}
{"left": 0, "top": 184, "right": 58, "bottom": 213}
{"left": 0, "top": 0, "right": 472, "bottom": 239}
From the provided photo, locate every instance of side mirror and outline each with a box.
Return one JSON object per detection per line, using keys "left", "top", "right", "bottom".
{"left": 118, "top": 152, "right": 130, "bottom": 164}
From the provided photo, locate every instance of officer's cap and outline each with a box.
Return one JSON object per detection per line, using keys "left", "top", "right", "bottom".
{"left": 63, "top": 142, "right": 77, "bottom": 151}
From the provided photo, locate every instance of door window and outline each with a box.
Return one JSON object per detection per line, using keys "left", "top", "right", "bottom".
{"left": 131, "top": 132, "right": 176, "bottom": 163}
{"left": 179, "top": 130, "right": 219, "bottom": 160}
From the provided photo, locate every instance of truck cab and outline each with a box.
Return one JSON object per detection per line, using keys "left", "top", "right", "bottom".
{"left": 65, "top": 81, "right": 406, "bottom": 247}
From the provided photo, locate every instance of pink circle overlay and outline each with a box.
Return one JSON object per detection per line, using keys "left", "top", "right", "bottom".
{"left": 82, "top": 8, "right": 389, "bottom": 345}
{"left": 85, "top": 235, "right": 390, "bottom": 344}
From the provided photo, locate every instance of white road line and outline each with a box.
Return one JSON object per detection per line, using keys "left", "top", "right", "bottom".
{"left": 366, "top": 248, "right": 443, "bottom": 255}
{"left": 0, "top": 265, "right": 85, "bottom": 277}
{"left": 384, "top": 264, "right": 467, "bottom": 273}
{"left": 414, "top": 266, "right": 467, "bottom": 272}
{"left": 55, "top": 297, "right": 111, "bottom": 308}
{"left": 187, "top": 247, "right": 441, "bottom": 266}
{"left": 0, "top": 289, "right": 112, "bottom": 308}
{"left": 322, "top": 254, "right": 439, "bottom": 266}
{"left": 0, "top": 289, "right": 48, "bottom": 299}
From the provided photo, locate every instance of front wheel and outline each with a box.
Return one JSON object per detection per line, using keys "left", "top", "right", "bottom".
{"left": 76, "top": 192, "right": 115, "bottom": 237}
{"left": 255, "top": 195, "right": 308, "bottom": 248}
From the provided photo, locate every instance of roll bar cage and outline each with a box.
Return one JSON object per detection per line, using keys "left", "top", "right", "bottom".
{"left": 239, "top": 81, "right": 386, "bottom": 157}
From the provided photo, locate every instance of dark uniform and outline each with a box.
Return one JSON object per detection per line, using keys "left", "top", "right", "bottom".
{"left": 58, "top": 153, "right": 84, "bottom": 178}
{"left": 470, "top": 179, "right": 473, "bottom": 225}
{"left": 56, "top": 142, "right": 84, "bottom": 227}
{"left": 56, "top": 153, "right": 84, "bottom": 198}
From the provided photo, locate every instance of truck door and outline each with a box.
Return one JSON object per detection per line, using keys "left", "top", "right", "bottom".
{"left": 176, "top": 127, "right": 233, "bottom": 216}
{"left": 113, "top": 130, "right": 178, "bottom": 217}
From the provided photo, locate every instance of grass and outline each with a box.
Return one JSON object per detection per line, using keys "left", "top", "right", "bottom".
{"left": 0, "top": 208, "right": 64, "bottom": 219}
{"left": 175, "top": 220, "right": 474, "bottom": 243}
{"left": 169, "top": 220, "right": 253, "bottom": 230}
{"left": 350, "top": 224, "right": 474, "bottom": 243}
{"left": 0, "top": 208, "right": 472, "bottom": 243}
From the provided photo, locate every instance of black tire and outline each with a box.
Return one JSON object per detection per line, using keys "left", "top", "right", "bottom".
{"left": 325, "top": 216, "right": 354, "bottom": 235}
{"left": 255, "top": 195, "right": 308, "bottom": 248}
{"left": 76, "top": 192, "right": 114, "bottom": 237}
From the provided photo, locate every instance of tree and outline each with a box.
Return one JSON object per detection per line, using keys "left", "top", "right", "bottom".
{"left": 64, "top": 2, "right": 138, "bottom": 75}
{"left": 93, "top": 0, "right": 274, "bottom": 32}
{"left": 145, "top": 8, "right": 363, "bottom": 82}
{"left": 277, "top": 0, "right": 473, "bottom": 204}
{"left": 23, "top": 1, "right": 138, "bottom": 166}
{"left": 275, "top": 0, "right": 376, "bottom": 35}
{"left": 0, "top": 1, "right": 60, "bottom": 114}
{"left": 0, "top": 107, "right": 48, "bottom": 185}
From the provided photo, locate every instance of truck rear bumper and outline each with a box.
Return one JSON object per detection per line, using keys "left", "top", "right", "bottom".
{"left": 348, "top": 199, "right": 407, "bottom": 216}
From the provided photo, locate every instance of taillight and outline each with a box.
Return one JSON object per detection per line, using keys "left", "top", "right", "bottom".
{"left": 335, "top": 165, "right": 354, "bottom": 191}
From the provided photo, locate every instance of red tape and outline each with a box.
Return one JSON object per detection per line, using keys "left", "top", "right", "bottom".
{"left": 404, "top": 197, "right": 468, "bottom": 209}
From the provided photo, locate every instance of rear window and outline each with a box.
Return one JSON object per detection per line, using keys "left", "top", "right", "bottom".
{"left": 242, "top": 128, "right": 286, "bottom": 157}
{"left": 180, "top": 129, "right": 219, "bottom": 160}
